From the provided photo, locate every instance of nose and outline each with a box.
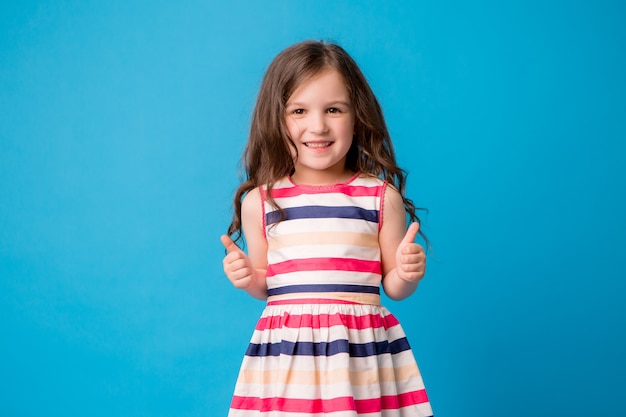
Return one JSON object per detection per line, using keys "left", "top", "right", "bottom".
{"left": 308, "top": 111, "right": 328, "bottom": 134}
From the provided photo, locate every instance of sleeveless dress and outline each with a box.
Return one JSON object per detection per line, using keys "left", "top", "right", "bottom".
{"left": 228, "top": 173, "right": 434, "bottom": 417}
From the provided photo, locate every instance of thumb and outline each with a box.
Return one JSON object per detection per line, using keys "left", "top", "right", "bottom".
{"left": 220, "top": 234, "right": 240, "bottom": 253}
{"left": 401, "top": 222, "right": 420, "bottom": 245}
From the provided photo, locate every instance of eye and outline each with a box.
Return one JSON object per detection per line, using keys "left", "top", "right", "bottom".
{"left": 327, "top": 107, "right": 341, "bottom": 114}
{"left": 292, "top": 108, "right": 305, "bottom": 115}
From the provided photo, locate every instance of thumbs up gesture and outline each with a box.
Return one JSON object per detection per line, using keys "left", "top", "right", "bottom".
{"left": 220, "top": 234, "right": 255, "bottom": 290}
{"left": 395, "top": 222, "right": 426, "bottom": 283}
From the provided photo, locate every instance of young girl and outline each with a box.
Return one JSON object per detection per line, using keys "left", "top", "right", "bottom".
{"left": 221, "top": 40, "right": 434, "bottom": 417}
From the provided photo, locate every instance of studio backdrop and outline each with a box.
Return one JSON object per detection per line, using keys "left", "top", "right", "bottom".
{"left": 1, "top": 1, "right": 624, "bottom": 416}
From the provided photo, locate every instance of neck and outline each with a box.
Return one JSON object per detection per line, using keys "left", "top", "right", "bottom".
{"left": 291, "top": 169, "right": 355, "bottom": 186}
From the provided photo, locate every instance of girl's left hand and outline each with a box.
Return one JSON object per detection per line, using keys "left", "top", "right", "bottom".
{"left": 395, "top": 222, "right": 426, "bottom": 283}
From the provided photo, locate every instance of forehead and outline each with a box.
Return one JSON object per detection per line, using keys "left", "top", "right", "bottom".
{"left": 287, "top": 69, "right": 350, "bottom": 102}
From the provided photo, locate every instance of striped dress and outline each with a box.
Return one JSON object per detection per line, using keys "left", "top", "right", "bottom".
{"left": 228, "top": 173, "right": 433, "bottom": 417}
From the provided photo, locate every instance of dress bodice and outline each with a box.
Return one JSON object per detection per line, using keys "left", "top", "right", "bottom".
{"left": 261, "top": 173, "right": 387, "bottom": 305}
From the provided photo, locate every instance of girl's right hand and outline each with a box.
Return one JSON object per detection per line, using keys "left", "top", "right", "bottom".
{"left": 220, "top": 235, "right": 255, "bottom": 290}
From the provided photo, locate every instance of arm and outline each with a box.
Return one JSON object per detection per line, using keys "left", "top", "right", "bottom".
{"left": 220, "top": 187, "right": 268, "bottom": 300}
{"left": 379, "top": 185, "right": 426, "bottom": 300}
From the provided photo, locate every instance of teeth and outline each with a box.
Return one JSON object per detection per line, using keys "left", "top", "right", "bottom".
{"left": 305, "top": 142, "right": 332, "bottom": 148}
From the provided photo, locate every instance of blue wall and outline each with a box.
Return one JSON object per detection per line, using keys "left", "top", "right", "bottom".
{"left": 1, "top": 1, "right": 624, "bottom": 416}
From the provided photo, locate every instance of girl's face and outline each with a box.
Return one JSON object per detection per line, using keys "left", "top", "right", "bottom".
{"left": 285, "top": 69, "right": 355, "bottom": 185}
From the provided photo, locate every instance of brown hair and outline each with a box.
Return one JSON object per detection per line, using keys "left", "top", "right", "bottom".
{"left": 227, "top": 40, "right": 427, "bottom": 246}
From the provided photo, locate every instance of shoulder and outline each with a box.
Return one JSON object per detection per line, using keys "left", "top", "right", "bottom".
{"left": 383, "top": 182, "right": 402, "bottom": 203}
{"left": 241, "top": 187, "right": 263, "bottom": 218}
{"left": 382, "top": 183, "right": 405, "bottom": 224}
{"left": 353, "top": 173, "right": 385, "bottom": 187}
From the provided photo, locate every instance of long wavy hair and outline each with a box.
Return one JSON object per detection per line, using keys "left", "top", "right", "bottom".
{"left": 227, "top": 40, "right": 427, "bottom": 246}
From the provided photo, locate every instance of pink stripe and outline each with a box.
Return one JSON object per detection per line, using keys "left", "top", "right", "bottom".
{"left": 231, "top": 395, "right": 352, "bottom": 413}
{"left": 267, "top": 298, "right": 358, "bottom": 306}
{"left": 269, "top": 185, "right": 382, "bottom": 199}
{"left": 256, "top": 312, "right": 400, "bottom": 331}
{"left": 397, "top": 390, "right": 430, "bottom": 407}
{"left": 267, "top": 257, "right": 380, "bottom": 277}
{"left": 355, "top": 390, "right": 430, "bottom": 412}
{"left": 231, "top": 390, "right": 429, "bottom": 413}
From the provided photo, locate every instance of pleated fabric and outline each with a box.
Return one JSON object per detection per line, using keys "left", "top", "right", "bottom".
{"left": 228, "top": 174, "right": 433, "bottom": 417}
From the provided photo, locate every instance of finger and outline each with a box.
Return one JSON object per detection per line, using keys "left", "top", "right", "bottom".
{"left": 400, "top": 222, "right": 420, "bottom": 245}
{"left": 223, "top": 254, "right": 246, "bottom": 269}
{"left": 232, "top": 275, "right": 252, "bottom": 290}
{"left": 220, "top": 234, "right": 240, "bottom": 253}
{"left": 402, "top": 241, "right": 424, "bottom": 253}
{"left": 402, "top": 245, "right": 425, "bottom": 259}
{"left": 401, "top": 253, "right": 425, "bottom": 265}
{"left": 227, "top": 267, "right": 252, "bottom": 282}
{"left": 400, "top": 262, "right": 424, "bottom": 273}
{"left": 399, "top": 271, "right": 424, "bottom": 282}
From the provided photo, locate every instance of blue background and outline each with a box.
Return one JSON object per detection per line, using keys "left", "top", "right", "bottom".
{"left": 1, "top": 1, "right": 625, "bottom": 416}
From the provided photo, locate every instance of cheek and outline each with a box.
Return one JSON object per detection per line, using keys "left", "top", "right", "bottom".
{"left": 342, "top": 119, "right": 355, "bottom": 138}
{"left": 285, "top": 117, "right": 302, "bottom": 139}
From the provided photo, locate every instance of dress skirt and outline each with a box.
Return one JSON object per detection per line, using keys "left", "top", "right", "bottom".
{"left": 227, "top": 302, "right": 434, "bottom": 417}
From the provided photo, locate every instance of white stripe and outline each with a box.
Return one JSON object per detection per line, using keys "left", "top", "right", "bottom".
{"left": 233, "top": 378, "right": 426, "bottom": 402}
{"left": 267, "top": 243, "right": 380, "bottom": 263}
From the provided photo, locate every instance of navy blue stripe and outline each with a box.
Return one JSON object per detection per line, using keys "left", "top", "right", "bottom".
{"left": 245, "top": 337, "right": 411, "bottom": 357}
{"left": 266, "top": 205, "right": 378, "bottom": 225}
{"left": 267, "top": 284, "right": 380, "bottom": 297}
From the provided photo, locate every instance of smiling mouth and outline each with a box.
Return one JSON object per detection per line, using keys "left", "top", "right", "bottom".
{"left": 304, "top": 142, "right": 333, "bottom": 148}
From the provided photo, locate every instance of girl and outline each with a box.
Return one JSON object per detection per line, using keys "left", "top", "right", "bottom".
{"left": 221, "top": 40, "right": 434, "bottom": 417}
